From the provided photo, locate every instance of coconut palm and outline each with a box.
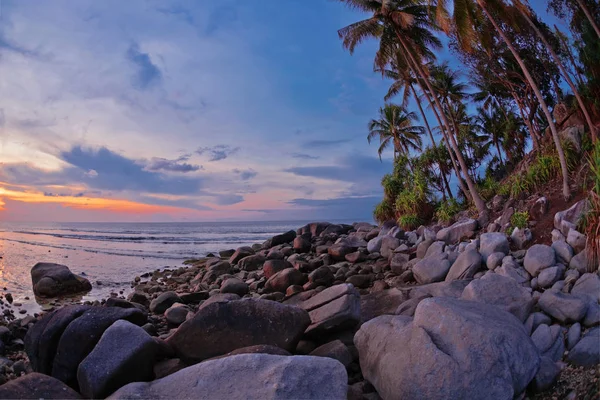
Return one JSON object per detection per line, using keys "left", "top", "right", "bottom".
{"left": 367, "top": 104, "right": 424, "bottom": 161}
{"left": 474, "top": 106, "right": 506, "bottom": 165}
{"left": 337, "top": 0, "right": 489, "bottom": 216}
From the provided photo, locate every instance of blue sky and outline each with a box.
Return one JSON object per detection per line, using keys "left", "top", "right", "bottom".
{"left": 0, "top": 0, "right": 566, "bottom": 222}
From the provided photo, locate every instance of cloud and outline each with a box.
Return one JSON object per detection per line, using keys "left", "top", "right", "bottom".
{"left": 126, "top": 43, "right": 162, "bottom": 90}
{"left": 233, "top": 168, "right": 257, "bottom": 180}
{"left": 291, "top": 152, "right": 319, "bottom": 160}
{"left": 287, "top": 196, "right": 380, "bottom": 221}
{"left": 215, "top": 194, "right": 244, "bottom": 205}
{"left": 85, "top": 169, "right": 99, "bottom": 178}
{"left": 0, "top": 109, "right": 4, "bottom": 127}
{"left": 302, "top": 138, "right": 353, "bottom": 148}
{"left": 0, "top": 36, "right": 39, "bottom": 58}
{"left": 196, "top": 145, "right": 240, "bottom": 161}
{"left": 145, "top": 157, "right": 202, "bottom": 173}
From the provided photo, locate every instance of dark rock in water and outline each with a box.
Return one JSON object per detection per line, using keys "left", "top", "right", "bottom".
{"left": 77, "top": 320, "right": 159, "bottom": 399}
{"left": 150, "top": 292, "right": 182, "bottom": 314}
{"left": 31, "top": 263, "right": 92, "bottom": 298}
{"left": 51, "top": 307, "right": 147, "bottom": 388}
{"left": 107, "top": 354, "right": 348, "bottom": 400}
{"left": 0, "top": 372, "right": 82, "bottom": 399}
{"left": 263, "top": 230, "right": 296, "bottom": 248}
{"left": 166, "top": 298, "right": 310, "bottom": 363}
{"left": 264, "top": 268, "right": 306, "bottom": 293}
{"left": 25, "top": 305, "right": 91, "bottom": 375}
{"left": 355, "top": 297, "right": 540, "bottom": 400}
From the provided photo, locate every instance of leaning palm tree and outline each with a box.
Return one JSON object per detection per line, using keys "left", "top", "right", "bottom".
{"left": 443, "top": 0, "right": 573, "bottom": 199}
{"left": 337, "top": 0, "right": 489, "bottom": 216}
{"left": 367, "top": 104, "right": 424, "bottom": 161}
{"left": 475, "top": 106, "right": 506, "bottom": 165}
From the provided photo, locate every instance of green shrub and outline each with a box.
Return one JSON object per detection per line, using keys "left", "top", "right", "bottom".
{"left": 511, "top": 211, "right": 529, "bottom": 229}
{"left": 374, "top": 200, "right": 395, "bottom": 224}
{"left": 435, "top": 198, "right": 463, "bottom": 224}
{"left": 478, "top": 176, "right": 501, "bottom": 201}
{"left": 398, "top": 214, "right": 422, "bottom": 230}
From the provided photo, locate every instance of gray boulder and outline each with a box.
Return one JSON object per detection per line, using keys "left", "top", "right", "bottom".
{"left": 77, "top": 320, "right": 158, "bottom": 399}
{"left": 566, "top": 229, "right": 587, "bottom": 254}
{"left": 572, "top": 273, "right": 600, "bottom": 303}
{"left": 566, "top": 327, "right": 600, "bottom": 367}
{"left": 424, "top": 241, "right": 445, "bottom": 258}
{"left": 309, "top": 340, "right": 352, "bottom": 367}
{"left": 511, "top": 228, "right": 533, "bottom": 250}
{"left": 367, "top": 236, "right": 384, "bottom": 254}
{"left": 31, "top": 263, "right": 92, "bottom": 298}
{"left": 486, "top": 252, "right": 505, "bottom": 270}
{"left": 461, "top": 273, "right": 533, "bottom": 322}
{"left": 107, "top": 354, "right": 347, "bottom": 400}
{"left": 354, "top": 297, "right": 540, "bottom": 400}
{"left": 150, "top": 292, "right": 182, "bottom": 314}
{"left": 229, "top": 247, "right": 254, "bottom": 265}
{"left": 380, "top": 237, "right": 402, "bottom": 259}
{"left": 300, "top": 284, "right": 361, "bottom": 337}
{"left": 413, "top": 256, "right": 450, "bottom": 284}
{"left": 523, "top": 244, "right": 556, "bottom": 277}
{"left": 569, "top": 249, "right": 589, "bottom": 274}
{"left": 264, "top": 268, "right": 306, "bottom": 293}
{"left": 201, "top": 261, "right": 232, "bottom": 284}
{"left": 554, "top": 199, "right": 589, "bottom": 236}
{"left": 537, "top": 266, "right": 564, "bottom": 288}
{"left": 436, "top": 219, "right": 477, "bottom": 244}
{"left": 263, "top": 230, "right": 296, "bottom": 248}
{"left": 220, "top": 278, "right": 249, "bottom": 296}
{"left": 237, "top": 255, "right": 266, "bottom": 271}
{"left": 445, "top": 249, "right": 482, "bottom": 281}
{"left": 538, "top": 290, "right": 588, "bottom": 323}
{"left": 479, "top": 233, "right": 509, "bottom": 262}
{"left": 293, "top": 236, "right": 311, "bottom": 253}
{"left": 530, "top": 357, "right": 561, "bottom": 393}
{"left": 551, "top": 240, "right": 573, "bottom": 265}
{"left": 164, "top": 304, "right": 191, "bottom": 326}
{"left": 167, "top": 298, "right": 310, "bottom": 363}
{"left": 390, "top": 253, "right": 410, "bottom": 275}
{"left": 0, "top": 372, "right": 82, "bottom": 399}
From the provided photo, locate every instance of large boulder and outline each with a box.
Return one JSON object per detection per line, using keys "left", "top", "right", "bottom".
{"left": 150, "top": 292, "right": 181, "bottom": 314}
{"left": 264, "top": 268, "right": 306, "bottom": 293}
{"left": 354, "top": 297, "right": 540, "bottom": 400}
{"left": 293, "top": 236, "right": 311, "bottom": 253}
{"left": 0, "top": 372, "right": 82, "bottom": 399}
{"left": 479, "top": 233, "right": 509, "bottom": 262}
{"left": 31, "top": 263, "right": 92, "bottom": 298}
{"left": 263, "top": 230, "right": 296, "bottom": 248}
{"left": 413, "top": 255, "right": 451, "bottom": 284}
{"left": 552, "top": 240, "right": 574, "bottom": 265}
{"left": 297, "top": 222, "right": 330, "bottom": 238}
{"left": 367, "top": 236, "right": 384, "bottom": 254}
{"left": 436, "top": 219, "right": 477, "bottom": 244}
{"left": 566, "top": 327, "right": 600, "bottom": 367}
{"left": 237, "top": 255, "right": 266, "bottom": 272}
{"left": 201, "top": 261, "right": 232, "bottom": 284}
{"left": 229, "top": 247, "right": 254, "bottom": 265}
{"left": 167, "top": 298, "right": 310, "bottom": 363}
{"left": 263, "top": 259, "right": 293, "bottom": 279}
{"left": 77, "top": 320, "right": 158, "bottom": 399}
{"left": 360, "top": 288, "right": 407, "bottom": 324}
{"left": 300, "top": 284, "right": 361, "bottom": 337}
{"left": 461, "top": 273, "right": 534, "bottom": 322}
{"left": 50, "top": 307, "right": 147, "bottom": 388}
{"left": 328, "top": 243, "right": 354, "bottom": 261}
{"left": 108, "top": 354, "right": 347, "bottom": 400}
{"left": 538, "top": 289, "right": 588, "bottom": 323}
{"left": 523, "top": 244, "right": 556, "bottom": 277}
{"left": 379, "top": 237, "right": 402, "bottom": 259}
{"left": 445, "top": 249, "right": 482, "bottom": 281}
{"left": 566, "top": 229, "right": 587, "bottom": 254}
{"left": 572, "top": 273, "right": 600, "bottom": 303}
{"left": 554, "top": 199, "right": 589, "bottom": 237}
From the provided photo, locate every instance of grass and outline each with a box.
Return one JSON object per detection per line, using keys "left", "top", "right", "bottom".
{"left": 374, "top": 200, "right": 395, "bottom": 224}
{"left": 510, "top": 211, "right": 529, "bottom": 229}
{"left": 398, "top": 214, "right": 422, "bottom": 230}
{"left": 584, "top": 140, "right": 600, "bottom": 271}
{"left": 435, "top": 198, "right": 463, "bottom": 224}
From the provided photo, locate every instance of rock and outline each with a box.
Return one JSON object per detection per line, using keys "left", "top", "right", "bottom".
{"left": 552, "top": 240, "right": 574, "bottom": 265}
{"left": 77, "top": 320, "right": 158, "bottom": 399}
{"left": 538, "top": 290, "right": 588, "bottom": 323}
{"left": 379, "top": 237, "right": 402, "bottom": 259}
{"left": 201, "top": 261, "right": 232, "bottom": 284}
{"left": 511, "top": 228, "right": 533, "bottom": 250}
{"left": 524, "top": 244, "right": 556, "bottom": 277}
{"left": 150, "top": 292, "right": 182, "bottom": 314}
{"left": 219, "top": 249, "right": 235, "bottom": 258}
{"left": 293, "top": 236, "right": 311, "bottom": 253}
{"left": 529, "top": 196, "right": 549, "bottom": 221}
{"left": 461, "top": 273, "right": 533, "bottom": 322}
{"left": 367, "top": 236, "right": 384, "bottom": 254}
{"left": 298, "top": 222, "right": 331, "bottom": 238}
{"left": 436, "top": 219, "right": 477, "bottom": 244}
{"left": 569, "top": 249, "right": 589, "bottom": 273}
{"left": 583, "top": 301, "right": 600, "bottom": 327}
{"left": 167, "top": 298, "right": 310, "bottom": 363}
{"left": 309, "top": 340, "right": 352, "bottom": 367}
{"left": 229, "top": 247, "right": 254, "bottom": 265}
{"left": 530, "top": 356, "right": 561, "bottom": 393}
{"left": 409, "top": 280, "right": 470, "bottom": 300}
{"left": 264, "top": 230, "right": 296, "bottom": 248}
{"left": 25, "top": 305, "right": 91, "bottom": 375}
{"left": 360, "top": 289, "right": 406, "bottom": 323}
{"left": 445, "top": 249, "right": 482, "bottom": 281}
{"left": 0, "top": 372, "right": 82, "bottom": 399}
{"left": 354, "top": 297, "right": 540, "bottom": 400}
{"left": 572, "top": 273, "right": 600, "bottom": 302}
{"left": 499, "top": 206, "right": 515, "bottom": 230}
{"left": 220, "top": 278, "right": 249, "bottom": 296}
{"left": 424, "top": 241, "right": 445, "bottom": 258}
{"left": 300, "top": 284, "right": 361, "bottom": 337}
{"left": 265, "top": 268, "right": 306, "bottom": 293}
{"left": 554, "top": 199, "right": 589, "bottom": 236}
{"left": 566, "top": 327, "right": 600, "bottom": 367}
{"left": 390, "top": 253, "right": 410, "bottom": 275}
{"left": 262, "top": 259, "right": 292, "bottom": 279}
{"left": 51, "top": 307, "right": 147, "bottom": 388}
{"left": 328, "top": 244, "right": 354, "bottom": 261}
{"left": 345, "top": 251, "right": 365, "bottom": 263}
{"left": 108, "top": 354, "right": 347, "bottom": 400}
{"left": 530, "top": 324, "right": 560, "bottom": 354}
{"left": 416, "top": 239, "right": 433, "bottom": 259}
{"left": 486, "top": 252, "right": 504, "bottom": 270}
{"left": 213, "top": 344, "right": 291, "bottom": 360}
{"left": 537, "top": 266, "right": 564, "bottom": 288}
{"left": 30, "top": 263, "right": 92, "bottom": 298}
{"left": 412, "top": 256, "right": 450, "bottom": 284}
{"left": 567, "top": 323, "right": 581, "bottom": 350}
{"left": 346, "top": 274, "right": 371, "bottom": 289}
{"left": 308, "top": 266, "right": 334, "bottom": 286}
{"left": 479, "top": 233, "right": 509, "bottom": 262}
{"left": 566, "top": 229, "right": 587, "bottom": 254}
{"left": 551, "top": 229, "right": 565, "bottom": 242}
{"left": 524, "top": 313, "right": 552, "bottom": 335}
{"left": 164, "top": 304, "right": 191, "bottom": 326}
{"left": 198, "top": 293, "right": 240, "bottom": 310}
{"left": 237, "top": 255, "right": 266, "bottom": 271}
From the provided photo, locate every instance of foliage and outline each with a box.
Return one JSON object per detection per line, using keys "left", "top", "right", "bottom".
{"left": 511, "top": 211, "right": 529, "bottom": 229}
{"left": 584, "top": 140, "right": 600, "bottom": 270}
{"left": 373, "top": 200, "right": 395, "bottom": 224}
{"left": 478, "top": 176, "right": 501, "bottom": 201}
{"left": 435, "top": 199, "right": 463, "bottom": 224}
{"left": 398, "top": 214, "right": 422, "bottom": 231}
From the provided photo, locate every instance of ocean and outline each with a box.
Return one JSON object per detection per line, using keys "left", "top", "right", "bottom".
{"left": 0, "top": 220, "right": 342, "bottom": 314}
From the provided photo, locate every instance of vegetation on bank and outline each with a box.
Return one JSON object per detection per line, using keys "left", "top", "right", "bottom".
{"left": 335, "top": 0, "right": 600, "bottom": 227}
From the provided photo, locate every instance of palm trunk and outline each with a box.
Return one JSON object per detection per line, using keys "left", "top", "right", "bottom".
{"left": 409, "top": 83, "right": 454, "bottom": 199}
{"left": 479, "top": 2, "right": 571, "bottom": 199}
{"left": 512, "top": 91, "right": 540, "bottom": 150}
{"left": 575, "top": 0, "right": 600, "bottom": 38}
{"left": 520, "top": 8, "right": 597, "bottom": 141}
{"left": 495, "top": 141, "right": 504, "bottom": 165}
{"left": 395, "top": 32, "right": 488, "bottom": 215}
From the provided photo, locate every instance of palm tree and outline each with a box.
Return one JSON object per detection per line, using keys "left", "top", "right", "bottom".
{"left": 514, "top": 1, "right": 596, "bottom": 142}
{"left": 574, "top": 0, "right": 600, "bottom": 39}
{"left": 475, "top": 106, "right": 506, "bottom": 165}
{"left": 446, "top": 0, "right": 573, "bottom": 199}
{"left": 337, "top": 0, "right": 489, "bottom": 216}
{"left": 367, "top": 104, "right": 424, "bottom": 161}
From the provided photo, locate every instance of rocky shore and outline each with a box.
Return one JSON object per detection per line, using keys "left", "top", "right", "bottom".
{"left": 0, "top": 199, "right": 598, "bottom": 399}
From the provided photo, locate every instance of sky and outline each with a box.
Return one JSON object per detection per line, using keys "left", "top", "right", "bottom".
{"left": 0, "top": 0, "right": 565, "bottom": 223}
